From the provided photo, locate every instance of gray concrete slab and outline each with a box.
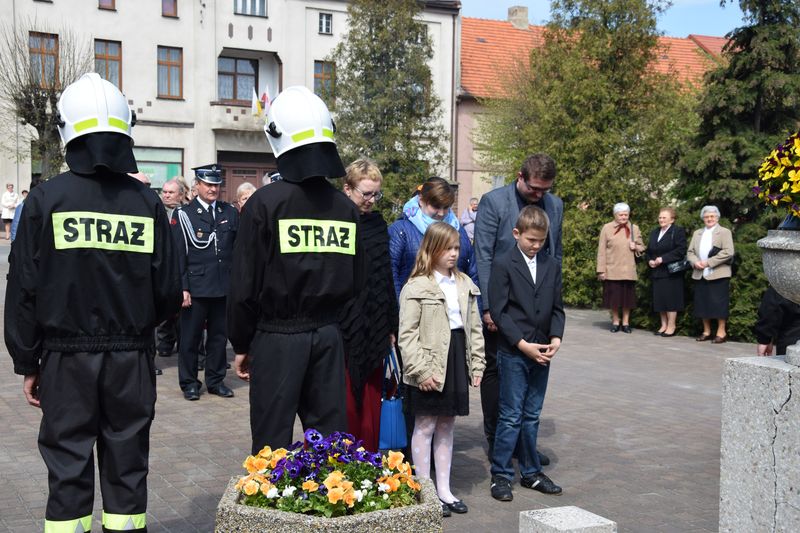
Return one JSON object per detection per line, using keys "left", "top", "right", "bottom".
{"left": 0, "top": 238, "right": 745, "bottom": 532}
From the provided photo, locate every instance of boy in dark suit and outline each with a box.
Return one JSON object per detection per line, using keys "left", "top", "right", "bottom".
{"left": 488, "top": 205, "right": 566, "bottom": 501}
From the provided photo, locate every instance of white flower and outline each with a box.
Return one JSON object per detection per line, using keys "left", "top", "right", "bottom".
{"left": 354, "top": 490, "right": 364, "bottom": 502}
{"left": 360, "top": 479, "right": 373, "bottom": 489}
{"left": 266, "top": 487, "right": 279, "bottom": 499}
{"left": 377, "top": 483, "right": 390, "bottom": 493}
{"left": 282, "top": 486, "right": 297, "bottom": 497}
{"left": 370, "top": 501, "right": 376, "bottom": 506}
{"left": 383, "top": 494, "right": 389, "bottom": 500}
{"left": 382, "top": 468, "right": 391, "bottom": 476}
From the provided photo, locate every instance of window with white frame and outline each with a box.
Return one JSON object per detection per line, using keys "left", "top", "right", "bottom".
{"left": 234, "top": 0, "right": 266, "bottom": 17}
{"left": 319, "top": 13, "right": 332, "bottom": 35}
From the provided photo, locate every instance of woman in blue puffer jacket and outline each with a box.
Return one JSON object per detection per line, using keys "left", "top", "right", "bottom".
{"left": 389, "top": 177, "right": 480, "bottom": 302}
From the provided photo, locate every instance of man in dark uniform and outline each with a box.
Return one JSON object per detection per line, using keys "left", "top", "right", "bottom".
{"left": 172, "top": 164, "right": 238, "bottom": 400}
{"left": 5, "top": 73, "right": 181, "bottom": 533}
{"left": 228, "top": 86, "right": 365, "bottom": 452}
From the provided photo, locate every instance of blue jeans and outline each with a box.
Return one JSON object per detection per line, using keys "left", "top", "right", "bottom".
{"left": 490, "top": 349, "right": 550, "bottom": 480}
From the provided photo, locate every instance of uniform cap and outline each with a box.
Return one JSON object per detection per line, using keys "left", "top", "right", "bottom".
{"left": 193, "top": 164, "right": 223, "bottom": 185}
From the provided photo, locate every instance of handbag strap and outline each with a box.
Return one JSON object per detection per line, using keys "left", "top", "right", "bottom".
{"left": 383, "top": 345, "right": 402, "bottom": 396}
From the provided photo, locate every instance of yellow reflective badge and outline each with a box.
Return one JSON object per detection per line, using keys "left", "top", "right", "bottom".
{"left": 52, "top": 211, "right": 154, "bottom": 253}
{"left": 278, "top": 219, "right": 356, "bottom": 255}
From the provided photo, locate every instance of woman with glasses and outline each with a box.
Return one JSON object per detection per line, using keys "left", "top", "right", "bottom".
{"left": 389, "top": 177, "right": 479, "bottom": 301}
{"left": 340, "top": 159, "right": 398, "bottom": 451}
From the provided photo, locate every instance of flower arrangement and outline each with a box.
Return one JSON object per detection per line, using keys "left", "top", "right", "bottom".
{"left": 235, "top": 429, "right": 421, "bottom": 518}
{"left": 755, "top": 130, "right": 800, "bottom": 217}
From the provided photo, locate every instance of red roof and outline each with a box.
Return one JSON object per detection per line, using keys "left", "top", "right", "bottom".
{"left": 461, "top": 17, "right": 727, "bottom": 99}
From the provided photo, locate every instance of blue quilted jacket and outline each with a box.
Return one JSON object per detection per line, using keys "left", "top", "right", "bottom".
{"left": 388, "top": 217, "right": 482, "bottom": 311}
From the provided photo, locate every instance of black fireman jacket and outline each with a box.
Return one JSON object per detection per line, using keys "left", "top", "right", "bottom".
{"left": 227, "top": 178, "right": 366, "bottom": 352}
{"left": 5, "top": 170, "right": 182, "bottom": 375}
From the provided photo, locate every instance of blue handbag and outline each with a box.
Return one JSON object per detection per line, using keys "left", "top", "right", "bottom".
{"left": 378, "top": 346, "right": 407, "bottom": 451}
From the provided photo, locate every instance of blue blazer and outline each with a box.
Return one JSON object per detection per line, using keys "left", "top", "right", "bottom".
{"left": 488, "top": 247, "right": 565, "bottom": 355}
{"left": 474, "top": 183, "right": 563, "bottom": 309}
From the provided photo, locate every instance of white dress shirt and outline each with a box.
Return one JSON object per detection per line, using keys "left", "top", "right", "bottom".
{"left": 518, "top": 247, "right": 537, "bottom": 285}
{"left": 657, "top": 224, "right": 671, "bottom": 242}
{"left": 196, "top": 198, "right": 216, "bottom": 219}
{"left": 434, "top": 270, "right": 463, "bottom": 329}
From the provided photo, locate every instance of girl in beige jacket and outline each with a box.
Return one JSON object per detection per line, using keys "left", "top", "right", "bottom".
{"left": 398, "top": 222, "right": 485, "bottom": 516}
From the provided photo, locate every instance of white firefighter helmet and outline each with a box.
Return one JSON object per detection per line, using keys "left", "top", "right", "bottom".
{"left": 57, "top": 72, "right": 134, "bottom": 146}
{"left": 264, "top": 86, "right": 336, "bottom": 157}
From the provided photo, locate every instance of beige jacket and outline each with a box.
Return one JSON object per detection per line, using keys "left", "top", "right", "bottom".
{"left": 398, "top": 273, "right": 485, "bottom": 392}
{"left": 686, "top": 225, "right": 734, "bottom": 280}
{"left": 596, "top": 221, "right": 645, "bottom": 281}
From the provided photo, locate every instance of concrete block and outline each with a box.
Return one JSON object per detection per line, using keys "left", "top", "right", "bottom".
{"left": 519, "top": 506, "right": 617, "bottom": 532}
{"left": 719, "top": 357, "right": 800, "bottom": 532}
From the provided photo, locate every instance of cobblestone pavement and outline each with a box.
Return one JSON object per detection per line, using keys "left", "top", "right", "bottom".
{"left": 0, "top": 238, "right": 750, "bottom": 532}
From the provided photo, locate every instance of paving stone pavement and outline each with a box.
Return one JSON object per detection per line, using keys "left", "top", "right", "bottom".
{"left": 0, "top": 238, "right": 751, "bottom": 532}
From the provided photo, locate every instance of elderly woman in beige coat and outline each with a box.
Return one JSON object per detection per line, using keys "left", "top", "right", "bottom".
{"left": 597, "top": 203, "right": 645, "bottom": 333}
{"left": 686, "top": 205, "right": 735, "bottom": 344}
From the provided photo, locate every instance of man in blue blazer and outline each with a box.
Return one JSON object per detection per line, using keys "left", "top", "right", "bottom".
{"left": 474, "top": 153, "right": 563, "bottom": 461}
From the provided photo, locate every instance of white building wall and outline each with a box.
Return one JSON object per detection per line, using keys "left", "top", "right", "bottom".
{"left": 1, "top": 0, "right": 458, "bottom": 196}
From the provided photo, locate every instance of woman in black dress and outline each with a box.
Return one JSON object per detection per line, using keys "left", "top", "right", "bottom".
{"left": 646, "top": 207, "right": 687, "bottom": 336}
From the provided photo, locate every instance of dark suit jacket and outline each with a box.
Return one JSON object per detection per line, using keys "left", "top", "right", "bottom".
{"left": 645, "top": 225, "right": 687, "bottom": 279}
{"left": 474, "top": 182, "right": 563, "bottom": 310}
{"left": 488, "top": 247, "right": 565, "bottom": 355}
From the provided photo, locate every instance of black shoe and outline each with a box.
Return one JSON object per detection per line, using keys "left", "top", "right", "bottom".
{"left": 520, "top": 472, "right": 562, "bottom": 495}
{"left": 226, "top": 363, "right": 231, "bottom": 369}
{"left": 441, "top": 503, "right": 451, "bottom": 518}
{"left": 208, "top": 384, "right": 234, "bottom": 398}
{"left": 157, "top": 351, "right": 172, "bottom": 357}
{"left": 155, "top": 368, "right": 163, "bottom": 376}
{"left": 183, "top": 385, "right": 200, "bottom": 401}
{"left": 621, "top": 325, "right": 632, "bottom": 334}
{"left": 661, "top": 331, "right": 676, "bottom": 337}
{"left": 490, "top": 475, "right": 513, "bottom": 502}
{"left": 537, "top": 450, "right": 550, "bottom": 466}
{"left": 441, "top": 499, "right": 468, "bottom": 514}
{"left": 654, "top": 330, "right": 665, "bottom": 336}
{"left": 198, "top": 364, "right": 205, "bottom": 371}
{"left": 610, "top": 324, "right": 620, "bottom": 333}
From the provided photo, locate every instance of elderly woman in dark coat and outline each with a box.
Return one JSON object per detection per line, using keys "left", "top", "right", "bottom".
{"left": 646, "top": 207, "right": 687, "bottom": 337}
{"left": 686, "top": 205, "right": 735, "bottom": 344}
{"left": 339, "top": 158, "right": 398, "bottom": 451}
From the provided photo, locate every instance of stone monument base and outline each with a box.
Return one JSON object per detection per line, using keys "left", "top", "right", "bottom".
{"left": 719, "top": 356, "right": 800, "bottom": 532}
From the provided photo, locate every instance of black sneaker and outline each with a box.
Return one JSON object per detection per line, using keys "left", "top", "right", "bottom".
{"left": 490, "top": 475, "right": 513, "bottom": 501}
{"left": 520, "top": 472, "right": 562, "bottom": 495}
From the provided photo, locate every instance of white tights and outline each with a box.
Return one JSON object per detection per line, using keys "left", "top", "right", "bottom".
{"left": 411, "top": 415, "right": 457, "bottom": 503}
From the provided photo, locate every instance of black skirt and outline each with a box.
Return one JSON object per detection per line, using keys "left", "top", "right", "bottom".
{"left": 652, "top": 275, "right": 685, "bottom": 312}
{"left": 693, "top": 277, "right": 730, "bottom": 319}
{"left": 406, "top": 329, "right": 470, "bottom": 417}
{"left": 602, "top": 280, "right": 636, "bottom": 309}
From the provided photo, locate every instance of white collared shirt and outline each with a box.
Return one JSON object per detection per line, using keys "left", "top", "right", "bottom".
{"left": 518, "top": 247, "right": 537, "bottom": 285}
{"left": 433, "top": 270, "right": 463, "bottom": 329}
{"left": 196, "top": 198, "right": 217, "bottom": 219}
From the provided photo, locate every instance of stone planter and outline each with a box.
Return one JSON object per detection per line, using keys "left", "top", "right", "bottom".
{"left": 757, "top": 228, "right": 800, "bottom": 365}
{"left": 215, "top": 476, "right": 442, "bottom": 533}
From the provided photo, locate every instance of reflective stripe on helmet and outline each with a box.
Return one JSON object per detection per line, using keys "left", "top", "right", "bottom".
{"left": 102, "top": 511, "right": 146, "bottom": 530}
{"left": 322, "top": 128, "right": 334, "bottom": 139}
{"left": 73, "top": 118, "right": 99, "bottom": 133}
{"left": 108, "top": 117, "right": 129, "bottom": 132}
{"left": 44, "top": 515, "right": 92, "bottom": 533}
{"left": 291, "top": 129, "right": 316, "bottom": 143}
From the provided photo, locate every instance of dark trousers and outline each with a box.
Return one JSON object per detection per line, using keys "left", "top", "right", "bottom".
{"left": 38, "top": 350, "right": 154, "bottom": 532}
{"left": 155, "top": 315, "right": 179, "bottom": 354}
{"left": 481, "top": 327, "right": 528, "bottom": 459}
{"left": 179, "top": 296, "right": 227, "bottom": 391}
{"left": 249, "top": 324, "right": 347, "bottom": 453}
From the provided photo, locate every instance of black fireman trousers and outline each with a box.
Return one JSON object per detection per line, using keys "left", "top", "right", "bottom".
{"left": 38, "top": 349, "right": 155, "bottom": 532}
{"left": 248, "top": 324, "right": 347, "bottom": 453}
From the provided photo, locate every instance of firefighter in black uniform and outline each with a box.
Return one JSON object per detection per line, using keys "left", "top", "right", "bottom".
{"left": 5, "top": 73, "right": 181, "bottom": 533}
{"left": 172, "top": 165, "right": 238, "bottom": 401}
{"left": 228, "top": 86, "right": 365, "bottom": 452}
